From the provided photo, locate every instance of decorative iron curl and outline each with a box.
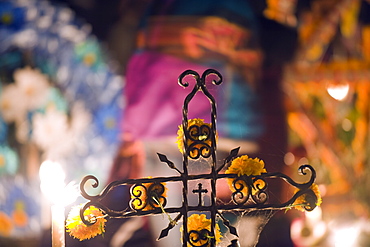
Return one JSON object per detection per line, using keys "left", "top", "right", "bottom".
{"left": 178, "top": 69, "right": 222, "bottom": 88}
{"left": 202, "top": 68, "right": 223, "bottom": 86}
{"left": 188, "top": 229, "right": 213, "bottom": 247}
{"left": 79, "top": 175, "right": 127, "bottom": 224}
{"left": 130, "top": 182, "right": 167, "bottom": 211}
{"left": 230, "top": 176, "right": 268, "bottom": 205}
{"left": 80, "top": 175, "right": 101, "bottom": 200}
{"left": 264, "top": 164, "right": 316, "bottom": 189}
{"left": 188, "top": 124, "right": 212, "bottom": 142}
{"left": 251, "top": 177, "right": 268, "bottom": 205}
{"left": 231, "top": 177, "right": 250, "bottom": 205}
{"left": 178, "top": 70, "right": 200, "bottom": 88}
{"left": 185, "top": 123, "right": 213, "bottom": 159}
{"left": 300, "top": 189, "right": 319, "bottom": 211}
{"left": 147, "top": 182, "right": 167, "bottom": 208}
{"left": 79, "top": 201, "right": 106, "bottom": 226}
{"left": 80, "top": 174, "right": 131, "bottom": 203}
{"left": 187, "top": 143, "right": 212, "bottom": 159}
{"left": 287, "top": 186, "right": 319, "bottom": 212}
{"left": 297, "top": 164, "right": 316, "bottom": 188}
{"left": 130, "top": 183, "right": 148, "bottom": 211}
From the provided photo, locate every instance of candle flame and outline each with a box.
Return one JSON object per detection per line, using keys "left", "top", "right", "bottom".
{"left": 39, "top": 160, "right": 79, "bottom": 206}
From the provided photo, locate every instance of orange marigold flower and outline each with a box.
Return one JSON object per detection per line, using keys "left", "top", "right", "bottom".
{"left": 66, "top": 204, "right": 106, "bottom": 241}
{"left": 176, "top": 118, "right": 216, "bottom": 155}
{"left": 226, "top": 155, "right": 267, "bottom": 195}
{"left": 130, "top": 182, "right": 167, "bottom": 211}
{"left": 181, "top": 214, "right": 222, "bottom": 247}
{"left": 293, "top": 183, "right": 322, "bottom": 212}
{"left": 0, "top": 212, "right": 13, "bottom": 236}
{"left": 226, "top": 155, "right": 266, "bottom": 176}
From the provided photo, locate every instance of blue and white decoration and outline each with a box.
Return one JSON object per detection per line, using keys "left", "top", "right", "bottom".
{"left": 0, "top": 0, "right": 124, "bottom": 238}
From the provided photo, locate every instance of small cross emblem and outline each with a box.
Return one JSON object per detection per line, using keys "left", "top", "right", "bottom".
{"left": 192, "top": 183, "right": 208, "bottom": 206}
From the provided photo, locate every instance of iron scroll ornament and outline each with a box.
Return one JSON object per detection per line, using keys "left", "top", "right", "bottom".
{"left": 78, "top": 69, "right": 318, "bottom": 246}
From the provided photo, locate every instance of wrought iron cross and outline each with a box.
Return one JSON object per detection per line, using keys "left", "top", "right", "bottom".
{"left": 78, "top": 69, "right": 318, "bottom": 247}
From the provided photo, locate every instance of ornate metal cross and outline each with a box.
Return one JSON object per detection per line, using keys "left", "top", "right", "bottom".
{"left": 79, "top": 69, "right": 318, "bottom": 247}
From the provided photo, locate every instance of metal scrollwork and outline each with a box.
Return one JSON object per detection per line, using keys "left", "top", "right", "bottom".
{"left": 188, "top": 124, "right": 211, "bottom": 142}
{"left": 188, "top": 229, "right": 213, "bottom": 247}
{"left": 130, "top": 182, "right": 167, "bottom": 211}
{"left": 231, "top": 177, "right": 250, "bottom": 205}
{"left": 79, "top": 201, "right": 105, "bottom": 226}
{"left": 299, "top": 188, "right": 319, "bottom": 212}
{"left": 251, "top": 177, "right": 268, "bottom": 205}
{"left": 78, "top": 69, "right": 318, "bottom": 247}
{"left": 147, "top": 182, "right": 167, "bottom": 208}
{"left": 80, "top": 175, "right": 101, "bottom": 200}
{"left": 230, "top": 176, "right": 269, "bottom": 206}
{"left": 187, "top": 124, "right": 212, "bottom": 159}
{"left": 130, "top": 183, "right": 148, "bottom": 211}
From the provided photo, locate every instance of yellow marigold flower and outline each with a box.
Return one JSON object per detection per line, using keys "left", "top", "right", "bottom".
{"left": 66, "top": 204, "right": 107, "bottom": 241}
{"left": 0, "top": 212, "right": 13, "bottom": 236}
{"left": 131, "top": 182, "right": 167, "bottom": 211}
{"left": 176, "top": 118, "right": 216, "bottom": 156}
{"left": 226, "top": 155, "right": 266, "bottom": 176}
{"left": 293, "top": 183, "right": 322, "bottom": 212}
{"left": 181, "top": 214, "right": 222, "bottom": 247}
{"left": 226, "top": 155, "right": 267, "bottom": 195}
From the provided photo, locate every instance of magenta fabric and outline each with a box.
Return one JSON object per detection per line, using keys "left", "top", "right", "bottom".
{"left": 123, "top": 51, "right": 220, "bottom": 140}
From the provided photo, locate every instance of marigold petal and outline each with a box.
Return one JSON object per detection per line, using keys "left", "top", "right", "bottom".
{"left": 293, "top": 183, "right": 322, "bottom": 211}
{"left": 66, "top": 204, "right": 106, "bottom": 241}
{"left": 226, "top": 155, "right": 267, "bottom": 195}
{"left": 180, "top": 214, "right": 222, "bottom": 246}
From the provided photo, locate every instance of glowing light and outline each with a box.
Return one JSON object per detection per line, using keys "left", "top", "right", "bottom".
{"left": 39, "top": 160, "right": 79, "bottom": 206}
{"left": 332, "top": 225, "right": 360, "bottom": 247}
{"left": 39, "top": 160, "right": 65, "bottom": 205}
{"left": 327, "top": 83, "right": 350, "bottom": 101}
{"left": 39, "top": 160, "right": 79, "bottom": 247}
{"left": 284, "top": 152, "right": 295, "bottom": 166}
{"left": 342, "top": 118, "right": 352, "bottom": 131}
{"left": 305, "top": 207, "right": 322, "bottom": 222}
